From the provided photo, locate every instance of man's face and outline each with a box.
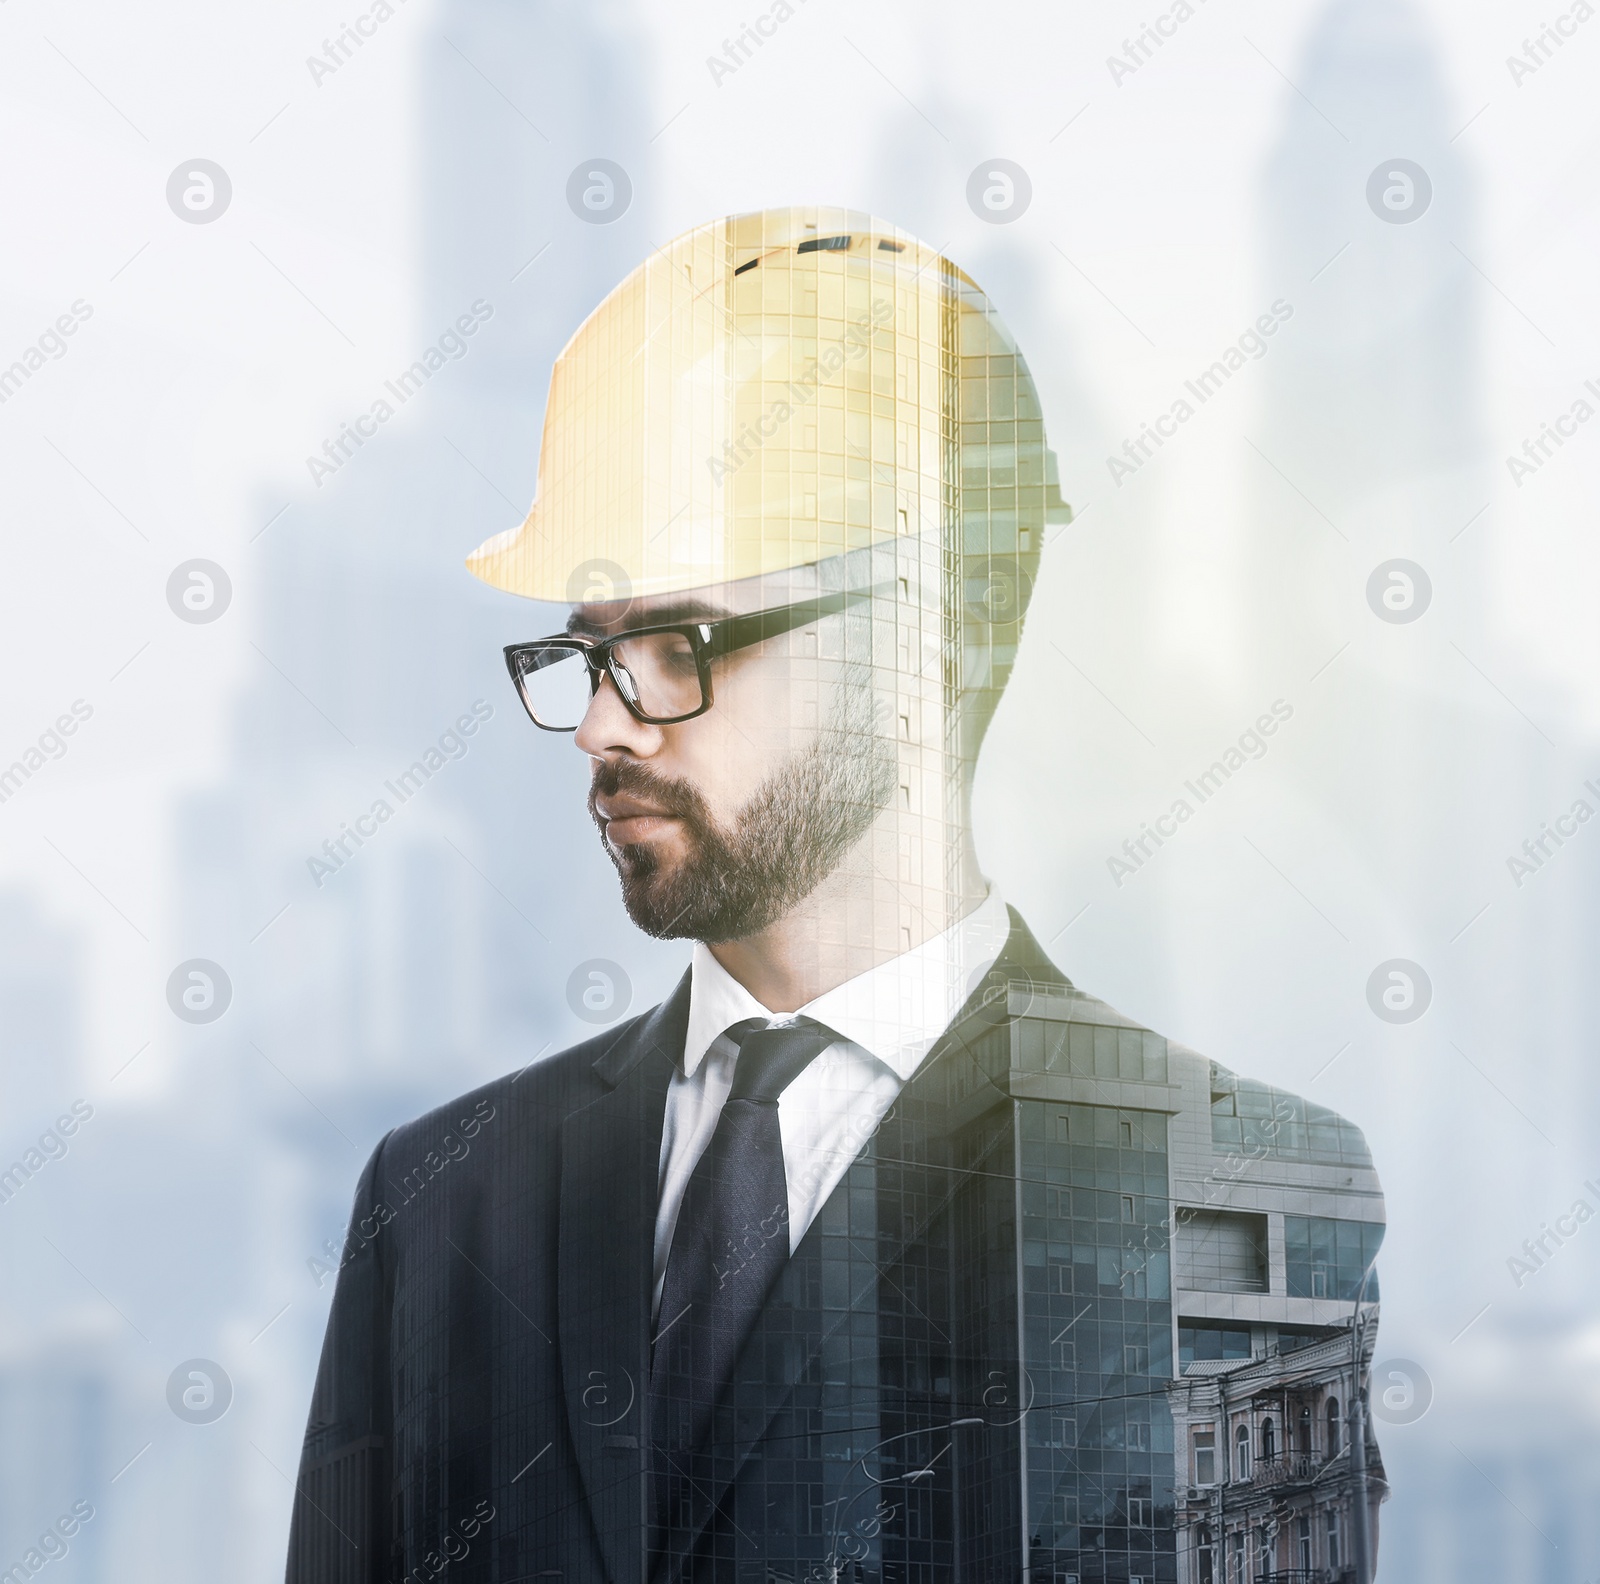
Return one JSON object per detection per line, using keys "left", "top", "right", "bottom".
{"left": 570, "top": 578, "right": 895, "bottom": 943}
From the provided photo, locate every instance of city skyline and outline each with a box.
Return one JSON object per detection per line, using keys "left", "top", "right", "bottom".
{"left": 1, "top": 0, "right": 1596, "bottom": 1576}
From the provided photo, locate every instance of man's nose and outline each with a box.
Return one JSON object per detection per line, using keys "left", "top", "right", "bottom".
{"left": 573, "top": 666, "right": 663, "bottom": 758}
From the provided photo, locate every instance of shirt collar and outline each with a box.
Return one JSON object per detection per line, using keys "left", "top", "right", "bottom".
{"left": 682, "top": 887, "right": 1012, "bottom": 1083}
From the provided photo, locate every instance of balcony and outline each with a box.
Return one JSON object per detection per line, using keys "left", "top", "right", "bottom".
{"left": 1236, "top": 1451, "right": 1318, "bottom": 1490}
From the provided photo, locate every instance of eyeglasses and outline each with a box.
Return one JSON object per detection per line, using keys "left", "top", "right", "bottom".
{"left": 503, "top": 592, "right": 865, "bottom": 731}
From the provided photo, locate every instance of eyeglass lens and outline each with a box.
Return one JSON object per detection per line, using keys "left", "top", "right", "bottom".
{"left": 516, "top": 631, "right": 705, "bottom": 728}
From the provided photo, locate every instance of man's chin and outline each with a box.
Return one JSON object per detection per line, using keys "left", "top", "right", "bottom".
{"left": 603, "top": 830, "right": 678, "bottom": 882}
{"left": 600, "top": 835, "right": 687, "bottom": 936}
{"left": 617, "top": 873, "right": 701, "bottom": 941}
{"left": 606, "top": 844, "right": 749, "bottom": 942}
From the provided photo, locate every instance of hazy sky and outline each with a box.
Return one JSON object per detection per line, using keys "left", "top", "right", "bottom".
{"left": 2, "top": 2, "right": 1598, "bottom": 1571}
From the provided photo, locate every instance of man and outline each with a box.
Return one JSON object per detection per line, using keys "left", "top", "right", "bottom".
{"left": 287, "top": 208, "right": 1385, "bottom": 1583}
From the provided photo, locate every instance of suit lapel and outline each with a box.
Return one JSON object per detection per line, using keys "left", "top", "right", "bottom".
{"left": 560, "top": 973, "right": 689, "bottom": 1584}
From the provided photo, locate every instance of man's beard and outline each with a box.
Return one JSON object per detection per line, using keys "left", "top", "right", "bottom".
{"left": 588, "top": 689, "right": 897, "bottom": 943}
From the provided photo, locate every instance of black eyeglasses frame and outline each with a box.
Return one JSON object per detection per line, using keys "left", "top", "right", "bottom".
{"left": 502, "top": 591, "right": 866, "bottom": 731}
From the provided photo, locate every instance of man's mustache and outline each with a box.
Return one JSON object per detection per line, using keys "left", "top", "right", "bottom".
{"left": 588, "top": 759, "right": 711, "bottom": 831}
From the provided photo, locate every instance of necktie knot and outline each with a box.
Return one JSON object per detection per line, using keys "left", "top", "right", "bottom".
{"left": 724, "top": 1017, "right": 835, "bottom": 1104}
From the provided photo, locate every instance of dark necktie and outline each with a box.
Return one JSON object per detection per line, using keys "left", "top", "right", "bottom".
{"left": 648, "top": 1017, "right": 835, "bottom": 1536}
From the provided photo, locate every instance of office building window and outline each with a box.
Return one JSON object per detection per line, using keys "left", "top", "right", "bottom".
{"left": 1015, "top": 1096, "right": 1172, "bottom": 1579}
{"left": 1175, "top": 1209, "right": 1269, "bottom": 1293}
{"left": 1180, "top": 1322, "right": 1251, "bottom": 1367}
{"left": 1208, "top": 1066, "right": 1372, "bottom": 1166}
{"left": 1019, "top": 1018, "right": 1169, "bottom": 1083}
{"left": 1278, "top": 1324, "right": 1337, "bottom": 1353}
{"left": 1283, "top": 1214, "right": 1384, "bottom": 1300}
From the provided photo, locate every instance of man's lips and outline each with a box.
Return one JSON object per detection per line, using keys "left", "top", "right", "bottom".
{"left": 593, "top": 794, "right": 681, "bottom": 844}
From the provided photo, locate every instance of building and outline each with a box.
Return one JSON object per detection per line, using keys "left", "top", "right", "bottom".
{"left": 1162, "top": 1045, "right": 1388, "bottom": 1584}
{"left": 1168, "top": 1327, "right": 1383, "bottom": 1584}
{"left": 940, "top": 968, "right": 1388, "bottom": 1583}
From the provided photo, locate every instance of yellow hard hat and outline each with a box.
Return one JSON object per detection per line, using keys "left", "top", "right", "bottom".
{"left": 466, "top": 205, "right": 1068, "bottom": 604}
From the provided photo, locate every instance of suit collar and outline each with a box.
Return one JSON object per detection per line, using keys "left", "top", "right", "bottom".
{"left": 591, "top": 967, "right": 692, "bottom": 1088}
{"left": 678, "top": 888, "right": 1013, "bottom": 1082}
{"left": 587, "top": 906, "right": 1065, "bottom": 1093}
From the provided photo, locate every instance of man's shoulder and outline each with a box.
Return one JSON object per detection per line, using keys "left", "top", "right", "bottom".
{"left": 1002, "top": 908, "right": 1380, "bottom": 1186}
{"left": 377, "top": 982, "right": 686, "bottom": 1166}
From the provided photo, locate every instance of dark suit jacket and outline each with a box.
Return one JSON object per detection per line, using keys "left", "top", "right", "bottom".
{"left": 285, "top": 912, "right": 1381, "bottom": 1583}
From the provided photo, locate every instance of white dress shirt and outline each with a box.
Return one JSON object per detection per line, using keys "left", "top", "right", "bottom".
{"left": 652, "top": 887, "right": 1012, "bottom": 1315}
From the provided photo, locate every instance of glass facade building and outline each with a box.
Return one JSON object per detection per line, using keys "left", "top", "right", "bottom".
{"left": 919, "top": 972, "right": 1383, "bottom": 1582}
{"left": 930, "top": 981, "right": 1186, "bottom": 1581}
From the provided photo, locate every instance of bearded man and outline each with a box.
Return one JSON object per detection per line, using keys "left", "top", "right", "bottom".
{"left": 286, "top": 208, "right": 1386, "bottom": 1584}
